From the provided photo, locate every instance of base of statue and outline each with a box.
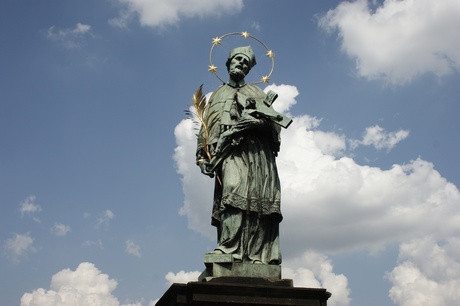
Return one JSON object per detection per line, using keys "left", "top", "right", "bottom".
{"left": 155, "top": 277, "right": 331, "bottom": 306}
{"left": 200, "top": 253, "right": 282, "bottom": 281}
{"left": 156, "top": 254, "right": 331, "bottom": 306}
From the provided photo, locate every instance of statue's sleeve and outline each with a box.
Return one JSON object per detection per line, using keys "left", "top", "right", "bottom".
{"left": 271, "top": 123, "right": 281, "bottom": 154}
{"left": 196, "top": 124, "right": 207, "bottom": 162}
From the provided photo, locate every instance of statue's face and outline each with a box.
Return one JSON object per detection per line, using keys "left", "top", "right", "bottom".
{"left": 228, "top": 54, "right": 251, "bottom": 81}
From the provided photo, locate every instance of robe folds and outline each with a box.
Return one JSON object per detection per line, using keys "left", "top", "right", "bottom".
{"left": 197, "top": 83, "right": 282, "bottom": 264}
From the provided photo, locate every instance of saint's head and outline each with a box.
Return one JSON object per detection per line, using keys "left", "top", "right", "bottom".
{"left": 226, "top": 46, "right": 256, "bottom": 83}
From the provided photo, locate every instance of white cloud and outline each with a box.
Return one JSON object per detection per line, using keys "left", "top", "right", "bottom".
{"left": 165, "top": 270, "right": 201, "bottom": 285}
{"left": 19, "top": 195, "right": 41, "bottom": 222}
{"left": 3, "top": 232, "right": 36, "bottom": 261}
{"left": 318, "top": 0, "right": 460, "bottom": 84}
{"left": 109, "top": 0, "right": 243, "bottom": 28}
{"left": 20, "top": 262, "right": 121, "bottom": 306}
{"left": 284, "top": 251, "right": 351, "bottom": 306}
{"left": 276, "top": 119, "right": 459, "bottom": 256}
{"left": 174, "top": 83, "right": 460, "bottom": 305}
{"left": 175, "top": 117, "right": 214, "bottom": 238}
{"left": 313, "top": 130, "right": 347, "bottom": 156}
{"left": 47, "top": 23, "right": 93, "bottom": 49}
{"left": 386, "top": 236, "right": 460, "bottom": 306}
{"left": 125, "top": 240, "right": 142, "bottom": 257}
{"left": 51, "top": 223, "right": 71, "bottom": 236}
{"left": 96, "top": 209, "right": 115, "bottom": 229}
{"left": 349, "top": 125, "right": 409, "bottom": 151}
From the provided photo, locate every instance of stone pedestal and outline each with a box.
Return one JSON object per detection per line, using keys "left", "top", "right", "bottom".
{"left": 200, "top": 253, "right": 281, "bottom": 281}
{"left": 156, "top": 254, "right": 331, "bottom": 306}
{"left": 155, "top": 278, "right": 331, "bottom": 306}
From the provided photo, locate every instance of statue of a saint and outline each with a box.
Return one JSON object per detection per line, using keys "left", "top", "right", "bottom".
{"left": 196, "top": 46, "right": 289, "bottom": 265}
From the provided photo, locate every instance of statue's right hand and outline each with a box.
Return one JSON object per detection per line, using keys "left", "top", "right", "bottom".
{"left": 198, "top": 160, "right": 215, "bottom": 178}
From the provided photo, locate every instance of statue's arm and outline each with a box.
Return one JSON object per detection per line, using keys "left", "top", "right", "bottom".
{"left": 195, "top": 113, "right": 215, "bottom": 178}
{"left": 213, "top": 110, "right": 269, "bottom": 155}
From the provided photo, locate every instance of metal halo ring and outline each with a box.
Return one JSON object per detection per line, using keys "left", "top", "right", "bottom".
{"left": 208, "top": 31, "right": 275, "bottom": 85}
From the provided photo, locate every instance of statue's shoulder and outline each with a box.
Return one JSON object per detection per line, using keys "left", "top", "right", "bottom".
{"left": 209, "top": 84, "right": 234, "bottom": 102}
{"left": 240, "top": 84, "right": 265, "bottom": 98}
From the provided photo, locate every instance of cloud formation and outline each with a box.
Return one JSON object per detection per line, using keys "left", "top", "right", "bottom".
{"left": 21, "top": 262, "right": 120, "bottom": 306}
{"left": 109, "top": 0, "right": 243, "bottom": 28}
{"left": 19, "top": 195, "right": 41, "bottom": 222}
{"left": 349, "top": 125, "right": 409, "bottom": 151}
{"left": 165, "top": 270, "right": 201, "bottom": 285}
{"left": 387, "top": 236, "right": 460, "bottom": 305}
{"left": 47, "top": 23, "right": 92, "bottom": 49}
{"left": 318, "top": 0, "right": 460, "bottom": 84}
{"left": 125, "top": 240, "right": 142, "bottom": 257}
{"left": 3, "top": 232, "right": 35, "bottom": 262}
{"left": 284, "top": 251, "right": 350, "bottom": 306}
{"left": 51, "top": 223, "right": 71, "bottom": 237}
{"left": 96, "top": 209, "right": 115, "bottom": 229}
{"left": 174, "top": 84, "right": 460, "bottom": 305}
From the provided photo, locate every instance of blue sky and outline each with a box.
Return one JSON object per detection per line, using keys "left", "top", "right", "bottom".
{"left": 1, "top": 0, "right": 460, "bottom": 305}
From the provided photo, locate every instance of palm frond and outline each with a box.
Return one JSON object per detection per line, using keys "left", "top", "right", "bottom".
{"left": 186, "top": 85, "right": 222, "bottom": 184}
{"left": 192, "top": 84, "right": 207, "bottom": 119}
{"left": 187, "top": 85, "right": 215, "bottom": 160}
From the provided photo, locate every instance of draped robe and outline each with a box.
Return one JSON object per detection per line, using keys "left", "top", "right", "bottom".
{"left": 196, "top": 83, "right": 282, "bottom": 264}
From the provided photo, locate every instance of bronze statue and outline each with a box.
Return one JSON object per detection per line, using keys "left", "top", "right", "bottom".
{"left": 194, "top": 44, "right": 291, "bottom": 265}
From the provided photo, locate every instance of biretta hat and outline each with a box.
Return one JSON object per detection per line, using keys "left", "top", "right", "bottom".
{"left": 226, "top": 46, "right": 257, "bottom": 68}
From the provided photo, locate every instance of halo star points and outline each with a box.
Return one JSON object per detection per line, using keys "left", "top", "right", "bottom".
{"left": 212, "top": 37, "right": 222, "bottom": 45}
{"left": 266, "top": 50, "right": 275, "bottom": 58}
{"left": 208, "top": 65, "right": 217, "bottom": 73}
{"left": 241, "top": 31, "right": 250, "bottom": 38}
{"left": 261, "top": 76, "right": 270, "bottom": 83}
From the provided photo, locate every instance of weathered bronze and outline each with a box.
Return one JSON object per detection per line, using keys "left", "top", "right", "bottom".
{"left": 195, "top": 45, "right": 291, "bottom": 266}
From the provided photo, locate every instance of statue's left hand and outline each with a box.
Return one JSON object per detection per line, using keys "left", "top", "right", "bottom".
{"left": 198, "top": 160, "right": 214, "bottom": 178}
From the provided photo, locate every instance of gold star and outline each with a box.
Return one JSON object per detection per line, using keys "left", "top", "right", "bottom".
{"left": 266, "top": 50, "right": 275, "bottom": 58}
{"left": 208, "top": 65, "right": 217, "bottom": 73}
{"left": 261, "top": 75, "right": 270, "bottom": 83}
{"left": 212, "top": 37, "right": 221, "bottom": 45}
{"left": 241, "top": 31, "right": 250, "bottom": 38}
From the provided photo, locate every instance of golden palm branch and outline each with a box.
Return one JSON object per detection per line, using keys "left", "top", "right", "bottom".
{"left": 184, "top": 84, "right": 218, "bottom": 161}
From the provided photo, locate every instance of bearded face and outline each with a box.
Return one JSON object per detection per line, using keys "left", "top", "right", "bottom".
{"left": 228, "top": 55, "right": 251, "bottom": 82}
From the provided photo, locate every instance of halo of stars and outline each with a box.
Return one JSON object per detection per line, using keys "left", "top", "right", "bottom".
{"left": 208, "top": 31, "right": 275, "bottom": 85}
